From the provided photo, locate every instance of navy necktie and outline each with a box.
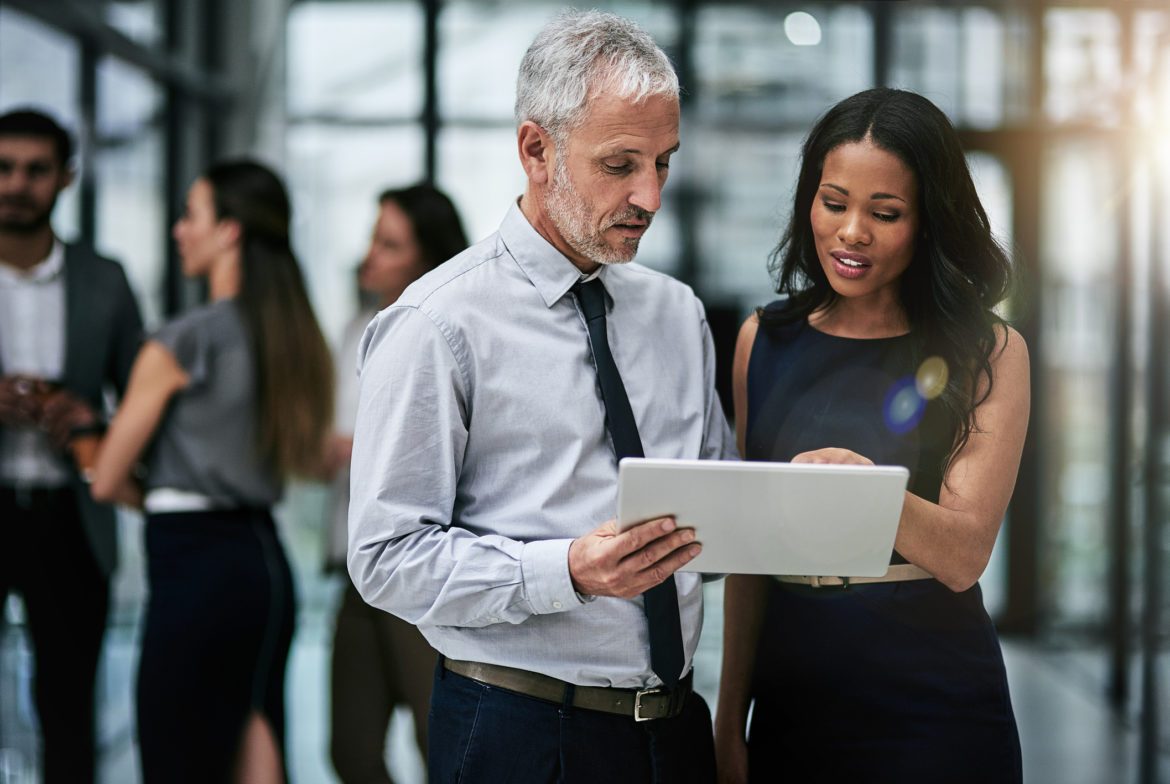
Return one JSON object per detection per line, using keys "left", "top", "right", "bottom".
{"left": 573, "top": 278, "right": 684, "bottom": 689}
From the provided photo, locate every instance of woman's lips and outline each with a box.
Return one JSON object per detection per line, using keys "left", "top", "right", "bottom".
{"left": 831, "top": 251, "right": 871, "bottom": 280}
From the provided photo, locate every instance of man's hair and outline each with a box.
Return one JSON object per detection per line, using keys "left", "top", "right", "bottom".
{"left": 0, "top": 108, "right": 74, "bottom": 167}
{"left": 515, "top": 9, "right": 678, "bottom": 149}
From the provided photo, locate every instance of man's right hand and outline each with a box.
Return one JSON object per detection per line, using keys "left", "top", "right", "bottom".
{"left": 0, "top": 375, "right": 48, "bottom": 426}
{"left": 568, "top": 516, "right": 700, "bottom": 598}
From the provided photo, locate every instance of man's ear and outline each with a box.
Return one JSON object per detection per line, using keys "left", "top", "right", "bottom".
{"left": 517, "top": 120, "right": 555, "bottom": 186}
{"left": 58, "top": 167, "right": 75, "bottom": 192}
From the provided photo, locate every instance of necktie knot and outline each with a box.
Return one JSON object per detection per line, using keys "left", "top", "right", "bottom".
{"left": 572, "top": 279, "right": 607, "bottom": 323}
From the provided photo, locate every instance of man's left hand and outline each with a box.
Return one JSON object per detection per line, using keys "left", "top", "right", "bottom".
{"left": 39, "top": 389, "right": 99, "bottom": 448}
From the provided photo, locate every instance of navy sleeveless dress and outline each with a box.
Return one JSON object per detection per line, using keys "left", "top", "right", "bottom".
{"left": 743, "top": 303, "right": 1022, "bottom": 783}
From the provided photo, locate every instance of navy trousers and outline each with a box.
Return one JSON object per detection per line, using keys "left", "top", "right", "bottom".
{"left": 0, "top": 486, "right": 108, "bottom": 784}
{"left": 428, "top": 662, "right": 716, "bottom": 784}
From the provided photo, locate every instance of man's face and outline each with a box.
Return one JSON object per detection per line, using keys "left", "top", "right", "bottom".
{"left": 541, "top": 91, "right": 679, "bottom": 269}
{"left": 0, "top": 136, "right": 70, "bottom": 235}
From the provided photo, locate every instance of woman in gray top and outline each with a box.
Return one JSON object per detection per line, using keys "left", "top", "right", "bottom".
{"left": 90, "top": 160, "right": 332, "bottom": 783}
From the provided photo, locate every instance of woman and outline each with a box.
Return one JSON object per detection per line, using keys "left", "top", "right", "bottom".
{"left": 324, "top": 183, "right": 467, "bottom": 784}
{"left": 89, "top": 160, "right": 333, "bottom": 783}
{"left": 713, "top": 88, "right": 1030, "bottom": 783}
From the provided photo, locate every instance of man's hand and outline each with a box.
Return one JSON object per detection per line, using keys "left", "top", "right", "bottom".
{"left": 39, "top": 388, "right": 99, "bottom": 448}
{"left": 0, "top": 375, "right": 49, "bottom": 426}
{"left": 568, "top": 516, "right": 700, "bottom": 598}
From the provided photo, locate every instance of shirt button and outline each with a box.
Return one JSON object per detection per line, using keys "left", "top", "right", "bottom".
{"left": 552, "top": 601, "right": 563, "bottom": 609}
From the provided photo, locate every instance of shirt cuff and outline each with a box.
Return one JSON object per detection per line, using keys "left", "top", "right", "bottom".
{"left": 521, "top": 538, "right": 581, "bottom": 615}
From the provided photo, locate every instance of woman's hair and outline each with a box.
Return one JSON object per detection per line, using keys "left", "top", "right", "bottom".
{"left": 378, "top": 183, "right": 469, "bottom": 271}
{"left": 515, "top": 9, "right": 678, "bottom": 150}
{"left": 204, "top": 159, "right": 333, "bottom": 477}
{"left": 763, "top": 87, "right": 1013, "bottom": 473}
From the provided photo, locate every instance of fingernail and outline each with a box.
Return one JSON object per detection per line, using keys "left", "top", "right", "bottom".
{"left": 660, "top": 517, "right": 676, "bottom": 532}
{"left": 688, "top": 545, "right": 701, "bottom": 557}
{"left": 681, "top": 530, "right": 694, "bottom": 543}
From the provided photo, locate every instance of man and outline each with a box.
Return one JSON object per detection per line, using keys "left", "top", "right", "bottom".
{"left": 0, "top": 108, "right": 143, "bottom": 783}
{"left": 348, "top": 10, "right": 734, "bottom": 783}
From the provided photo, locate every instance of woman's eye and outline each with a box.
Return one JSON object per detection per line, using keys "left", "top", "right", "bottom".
{"left": 821, "top": 200, "right": 845, "bottom": 213}
{"left": 874, "top": 212, "right": 899, "bottom": 223}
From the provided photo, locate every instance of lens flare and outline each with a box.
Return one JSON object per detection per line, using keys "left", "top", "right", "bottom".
{"left": 915, "top": 356, "right": 949, "bottom": 400}
{"left": 884, "top": 377, "right": 926, "bottom": 435}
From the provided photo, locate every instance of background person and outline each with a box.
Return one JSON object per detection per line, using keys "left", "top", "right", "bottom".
{"left": 89, "top": 159, "right": 333, "bottom": 784}
{"left": 713, "top": 87, "right": 1029, "bottom": 783}
{"left": 0, "top": 107, "right": 143, "bottom": 784}
{"left": 347, "top": 10, "right": 735, "bottom": 784}
{"left": 325, "top": 183, "right": 468, "bottom": 784}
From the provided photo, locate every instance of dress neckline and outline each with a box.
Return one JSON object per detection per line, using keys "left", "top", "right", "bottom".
{"left": 803, "top": 320, "right": 911, "bottom": 343}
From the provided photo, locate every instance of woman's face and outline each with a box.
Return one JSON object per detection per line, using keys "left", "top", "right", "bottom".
{"left": 173, "top": 178, "right": 230, "bottom": 278}
{"left": 358, "top": 200, "right": 430, "bottom": 304}
{"left": 810, "top": 139, "right": 920, "bottom": 308}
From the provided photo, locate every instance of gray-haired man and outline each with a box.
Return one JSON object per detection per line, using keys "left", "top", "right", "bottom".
{"left": 348, "top": 10, "right": 734, "bottom": 782}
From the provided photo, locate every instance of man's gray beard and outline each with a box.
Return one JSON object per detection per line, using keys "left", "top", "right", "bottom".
{"left": 545, "top": 159, "right": 641, "bottom": 266}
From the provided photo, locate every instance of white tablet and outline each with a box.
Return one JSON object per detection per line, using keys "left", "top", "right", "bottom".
{"left": 616, "top": 457, "right": 910, "bottom": 576}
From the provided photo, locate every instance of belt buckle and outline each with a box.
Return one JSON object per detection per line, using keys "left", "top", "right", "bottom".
{"left": 633, "top": 687, "right": 666, "bottom": 722}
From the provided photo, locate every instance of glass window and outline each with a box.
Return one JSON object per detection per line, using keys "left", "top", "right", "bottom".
{"left": 438, "top": 2, "right": 550, "bottom": 122}
{"left": 890, "top": 6, "right": 962, "bottom": 118}
{"left": 960, "top": 8, "right": 1008, "bottom": 129}
{"left": 693, "top": 4, "right": 872, "bottom": 128}
{"left": 94, "top": 56, "right": 167, "bottom": 330}
{"left": 103, "top": 0, "right": 163, "bottom": 47}
{"left": 286, "top": 124, "right": 425, "bottom": 344}
{"left": 1044, "top": 9, "right": 1124, "bottom": 126}
{"left": 0, "top": 6, "right": 82, "bottom": 239}
{"left": 435, "top": 126, "right": 527, "bottom": 246}
{"left": 439, "top": 1, "right": 678, "bottom": 122}
{"left": 287, "top": 0, "right": 423, "bottom": 121}
{"left": 692, "top": 128, "right": 803, "bottom": 311}
{"left": 1038, "top": 139, "right": 1120, "bottom": 632}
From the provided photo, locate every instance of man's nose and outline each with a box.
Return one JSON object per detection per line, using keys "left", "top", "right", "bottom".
{"left": 627, "top": 167, "right": 662, "bottom": 214}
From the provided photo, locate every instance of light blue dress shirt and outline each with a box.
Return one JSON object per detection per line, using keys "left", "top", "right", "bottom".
{"left": 348, "top": 202, "right": 736, "bottom": 689}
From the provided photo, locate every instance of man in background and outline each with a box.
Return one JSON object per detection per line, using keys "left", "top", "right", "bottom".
{"left": 0, "top": 108, "right": 143, "bottom": 783}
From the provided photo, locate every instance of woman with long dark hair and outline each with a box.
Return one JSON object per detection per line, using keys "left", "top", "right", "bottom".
{"left": 90, "top": 159, "right": 332, "bottom": 783}
{"left": 323, "top": 183, "right": 468, "bottom": 784}
{"left": 713, "top": 88, "right": 1030, "bottom": 783}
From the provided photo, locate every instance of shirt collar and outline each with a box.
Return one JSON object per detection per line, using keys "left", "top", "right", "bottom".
{"left": 0, "top": 238, "right": 65, "bottom": 286}
{"left": 499, "top": 200, "right": 615, "bottom": 308}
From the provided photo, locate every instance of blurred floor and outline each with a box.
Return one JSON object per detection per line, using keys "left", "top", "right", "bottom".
{"left": 1, "top": 579, "right": 1166, "bottom": 784}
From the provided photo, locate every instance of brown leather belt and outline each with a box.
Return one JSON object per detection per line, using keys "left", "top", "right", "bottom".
{"left": 442, "top": 658, "right": 691, "bottom": 722}
{"left": 774, "top": 563, "right": 934, "bottom": 588}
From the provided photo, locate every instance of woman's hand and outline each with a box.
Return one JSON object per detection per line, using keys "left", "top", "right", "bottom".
{"left": 791, "top": 447, "right": 873, "bottom": 466}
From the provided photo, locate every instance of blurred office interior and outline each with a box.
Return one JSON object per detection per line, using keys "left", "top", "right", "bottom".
{"left": 0, "top": 0, "right": 1168, "bottom": 781}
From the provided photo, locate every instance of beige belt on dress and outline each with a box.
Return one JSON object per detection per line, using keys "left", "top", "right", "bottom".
{"left": 774, "top": 563, "right": 933, "bottom": 588}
